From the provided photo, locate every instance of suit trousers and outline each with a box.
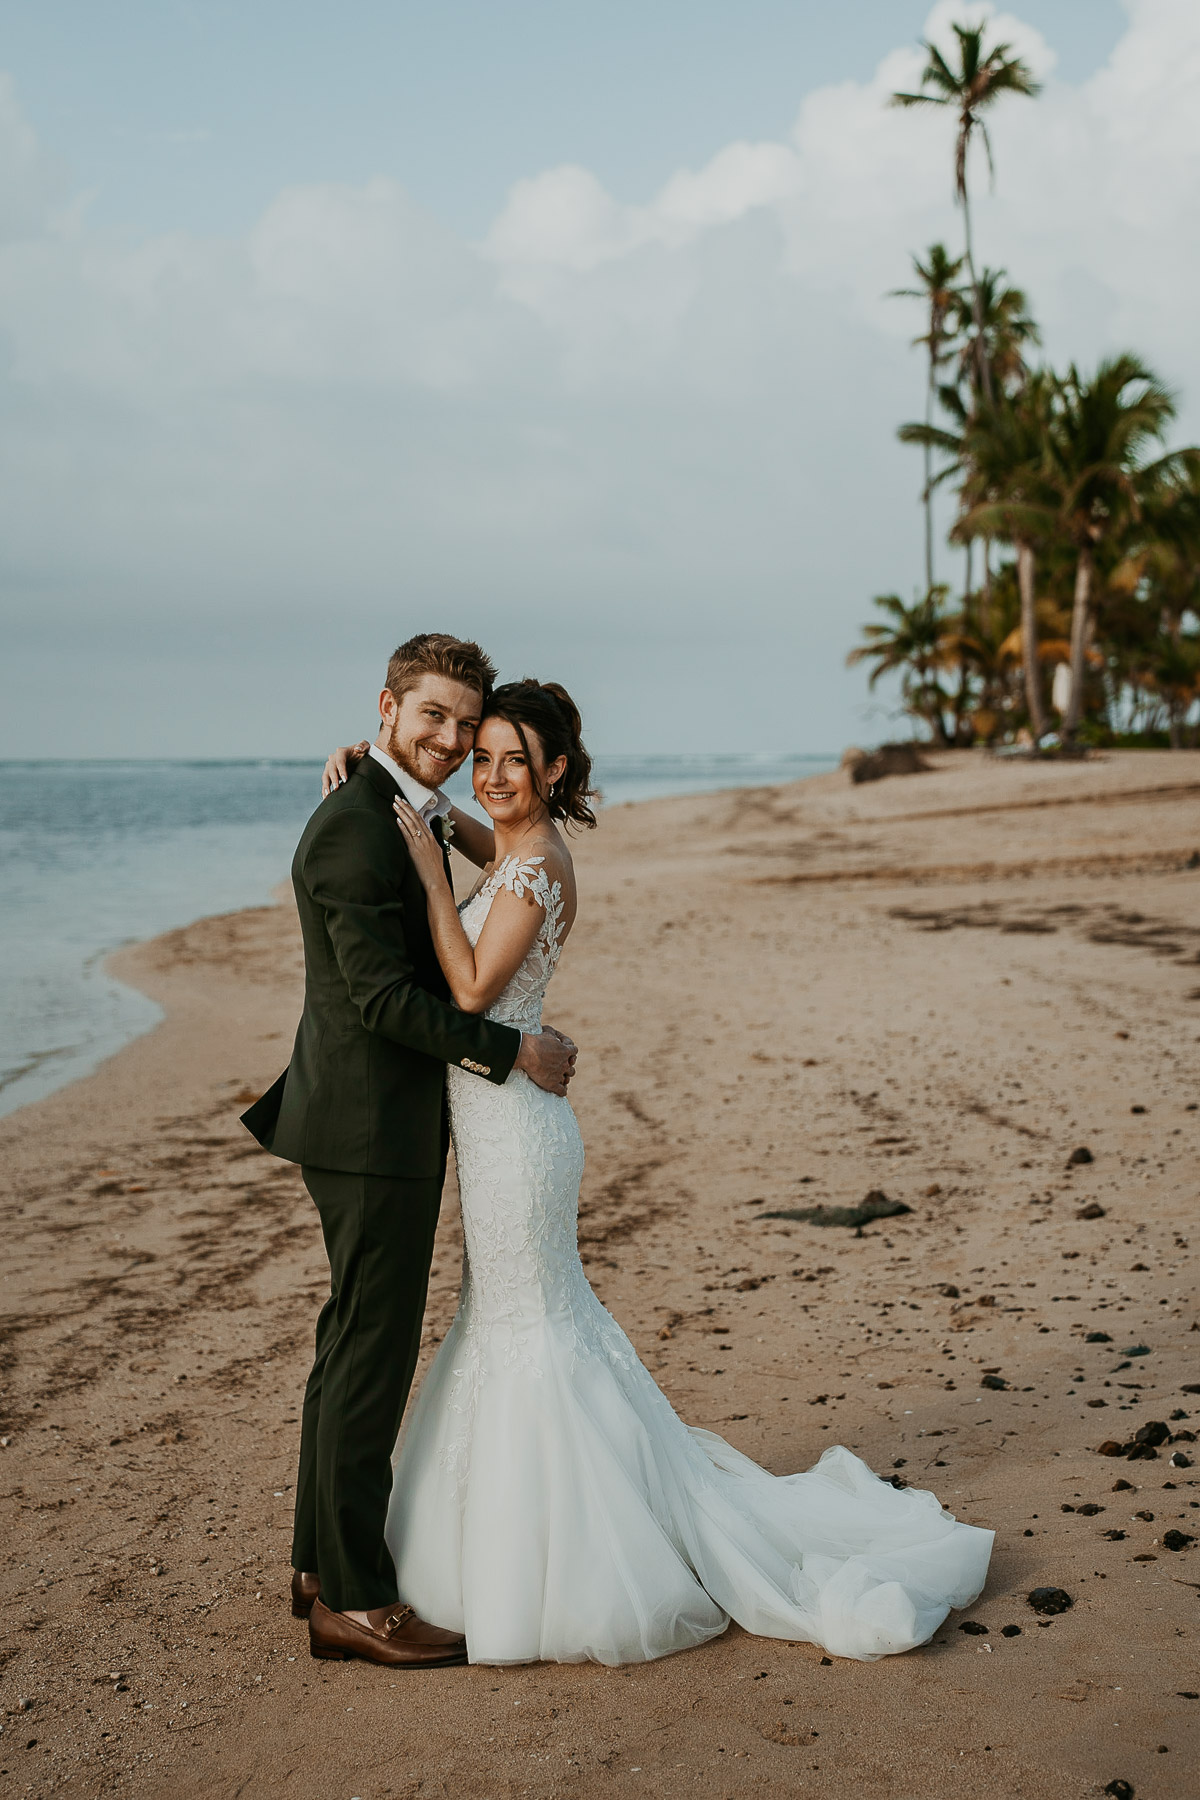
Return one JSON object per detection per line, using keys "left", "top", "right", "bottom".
{"left": 291, "top": 1166, "right": 442, "bottom": 1612}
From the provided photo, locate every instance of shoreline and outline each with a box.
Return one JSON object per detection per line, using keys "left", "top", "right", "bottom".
{"left": 0, "top": 756, "right": 839, "bottom": 1125}
{"left": 2, "top": 749, "right": 1198, "bottom": 1799}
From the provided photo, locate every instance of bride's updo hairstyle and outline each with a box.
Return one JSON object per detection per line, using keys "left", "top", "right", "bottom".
{"left": 484, "top": 680, "right": 597, "bottom": 829}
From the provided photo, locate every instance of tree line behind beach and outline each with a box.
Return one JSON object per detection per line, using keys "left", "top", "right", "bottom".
{"left": 850, "top": 19, "right": 1200, "bottom": 753}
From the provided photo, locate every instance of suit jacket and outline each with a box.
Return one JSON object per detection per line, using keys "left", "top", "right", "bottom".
{"left": 241, "top": 752, "right": 520, "bottom": 1177}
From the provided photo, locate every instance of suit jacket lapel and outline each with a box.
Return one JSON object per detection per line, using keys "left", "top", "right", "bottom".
{"left": 355, "top": 755, "right": 452, "bottom": 887}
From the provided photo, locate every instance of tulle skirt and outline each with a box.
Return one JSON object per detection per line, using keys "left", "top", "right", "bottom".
{"left": 385, "top": 1289, "right": 994, "bottom": 1666}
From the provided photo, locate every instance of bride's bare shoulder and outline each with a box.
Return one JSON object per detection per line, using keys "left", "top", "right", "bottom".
{"left": 526, "top": 832, "right": 572, "bottom": 881}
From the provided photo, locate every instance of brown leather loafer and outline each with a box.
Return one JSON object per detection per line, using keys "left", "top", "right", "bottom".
{"left": 308, "top": 1597, "right": 467, "bottom": 1667}
{"left": 290, "top": 1569, "right": 321, "bottom": 1619}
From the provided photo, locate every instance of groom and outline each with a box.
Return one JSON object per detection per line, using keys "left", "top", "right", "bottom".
{"left": 242, "top": 632, "right": 576, "bottom": 1667}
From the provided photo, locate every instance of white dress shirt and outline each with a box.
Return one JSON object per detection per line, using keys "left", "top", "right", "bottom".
{"left": 368, "top": 742, "right": 528, "bottom": 1056}
{"left": 367, "top": 743, "right": 452, "bottom": 826}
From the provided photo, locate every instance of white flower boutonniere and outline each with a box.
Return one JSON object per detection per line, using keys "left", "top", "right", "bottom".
{"left": 439, "top": 813, "right": 455, "bottom": 847}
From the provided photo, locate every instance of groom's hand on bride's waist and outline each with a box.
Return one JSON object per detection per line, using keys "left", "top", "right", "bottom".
{"left": 514, "top": 1029, "right": 577, "bottom": 1096}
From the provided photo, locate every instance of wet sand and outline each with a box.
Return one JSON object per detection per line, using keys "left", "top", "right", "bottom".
{"left": 2, "top": 748, "right": 1199, "bottom": 1800}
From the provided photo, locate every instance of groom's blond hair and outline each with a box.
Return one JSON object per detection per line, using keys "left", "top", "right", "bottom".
{"left": 385, "top": 633, "right": 497, "bottom": 704}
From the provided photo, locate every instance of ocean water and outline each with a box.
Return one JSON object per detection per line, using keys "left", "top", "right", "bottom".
{"left": 0, "top": 753, "right": 835, "bottom": 1118}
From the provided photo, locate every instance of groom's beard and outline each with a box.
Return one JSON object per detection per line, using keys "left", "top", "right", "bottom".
{"left": 383, "top": 724, "right": 468, "bottom": 790}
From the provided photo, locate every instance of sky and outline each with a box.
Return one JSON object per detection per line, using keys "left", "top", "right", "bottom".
{"left": 0, "top": 0, "right": 1194, "bottom": 757}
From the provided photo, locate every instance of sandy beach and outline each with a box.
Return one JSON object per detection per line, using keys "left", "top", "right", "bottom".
{"left": 3, "top": 748, "right": 1200, "bottom": 1800}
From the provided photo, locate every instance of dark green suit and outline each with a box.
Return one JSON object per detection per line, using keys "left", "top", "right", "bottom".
{"left": 242, "top": 752, "right": 520, "bottom": 1610}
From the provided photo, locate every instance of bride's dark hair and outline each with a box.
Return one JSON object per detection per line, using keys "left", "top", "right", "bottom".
{"left": 483, "top": 679, "right": 597, "bottom": 829}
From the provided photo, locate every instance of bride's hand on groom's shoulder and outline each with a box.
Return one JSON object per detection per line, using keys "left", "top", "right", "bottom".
{"left": 322, "top": 740, "right": 371, "bottom": 798}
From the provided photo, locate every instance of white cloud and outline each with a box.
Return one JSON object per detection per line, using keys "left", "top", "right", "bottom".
{"left": 1, "top": 1, "right": 1198, "bottom": 756}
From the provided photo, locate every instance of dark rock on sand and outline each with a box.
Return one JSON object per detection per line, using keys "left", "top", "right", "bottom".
{"left": 1027, "top": 1587, "right": 1073, "bottom": 1615}
{"left": 1067, "top": 1146, "right": 1094, "bottom": 1165}
{"left": 959, "top": 1620, "right": 988, "bottom": 1635}
{"left": 849, "top": 742, "right": 933, "bottom": 785}
{"left": 1076, "top": 1202, "right": 1106, "bottom": 1220}
{"left": 757, "top": 1190, "right": 912, "bottom": 1233}
{"left": 1098, "top": 1421, "right": 1171, "bottom": 1461}
{"left": 1085, "top": 1331, "right": 1113, "bottom": 1343}
{"left": 1162, "top": 1530, "right": 1194, "bottom": 1551}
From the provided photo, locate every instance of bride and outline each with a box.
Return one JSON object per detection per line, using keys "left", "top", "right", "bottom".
{"left": 328, "top": 679, "right": 993, "bottom": 1666}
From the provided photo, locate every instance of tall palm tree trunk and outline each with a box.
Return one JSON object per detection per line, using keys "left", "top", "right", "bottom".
{"left": 923, "top": 347, "right": 936, "bottom": 593}
{"left": 1064, "top": 547, "right": 1093, "bottom": 740}
{"left": 1169, "top": 701, "right": 1183, "bottom": 751}
{"left": 960, "top": 180, "right": 994, "bottom": 406}
{"left": 1017, "top": 541, "right": 1048, "bottom": 741}
{"left": 1166, "top": 608, "right": 1184, "bottom": 749}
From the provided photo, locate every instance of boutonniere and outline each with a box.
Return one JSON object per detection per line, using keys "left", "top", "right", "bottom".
{"left": 438, "top": 813, "right": 455, "bottom": 847}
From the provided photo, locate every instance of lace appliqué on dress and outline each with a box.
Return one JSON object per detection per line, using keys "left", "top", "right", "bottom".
{"left": 456, "top": 854, "right": 564, "bottom": 1033}
{"left": 434, "top": 849, "right": 644, "bottom": 1495}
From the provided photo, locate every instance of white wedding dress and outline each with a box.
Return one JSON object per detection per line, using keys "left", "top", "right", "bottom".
{"left": 385, "top": 855, "right": 993, "bottom": 1665}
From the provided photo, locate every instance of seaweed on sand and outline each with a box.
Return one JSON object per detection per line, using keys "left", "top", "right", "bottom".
{"left": 756, "top": 1189, "right": 913, "bottom": 1235}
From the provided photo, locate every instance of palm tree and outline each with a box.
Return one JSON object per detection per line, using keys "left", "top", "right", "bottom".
{"left": 949, "top": 266, "right": 1041, "bottom": 607}
{"left": 897, "top": 377, "right": 975, "bottom": 593}
{"left": 951, "top": 373, "right": 1063, "bottom": 742}
{"left": 952, "top": 266, "right": 1040, "bottom": 402}
{"left": 892, "top": 23, "right": 1040, "bottom": 404}
{"left": 846, "top": 588, "right": 956, "bottom": 744}
{"left": 1112, "top": 472, "right": 1200, "bottom": 743}
{"left": 1144, "top": 627, "right": 1200, "bottom": 747}
{"left": 944, "top": 568, "right": 1021, "bottom": 740}
{"left": 1046, "top": 355, "right": 1184, "bottom": 741}
{"left": 890, "top": 244, "right": 965, "bottom": 592}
